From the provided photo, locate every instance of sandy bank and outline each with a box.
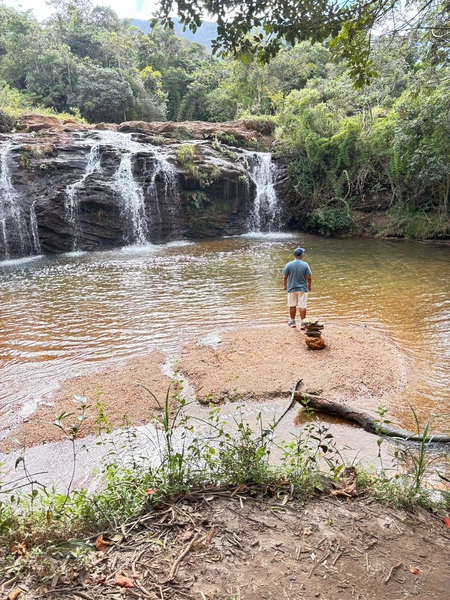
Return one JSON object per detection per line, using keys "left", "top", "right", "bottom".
{"left": 2, "top": 323, "right": 409, "bottom": 450}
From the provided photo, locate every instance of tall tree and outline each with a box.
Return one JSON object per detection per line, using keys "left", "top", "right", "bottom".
{"left": 68, "top": 62, "right": 134, "bottom": 122}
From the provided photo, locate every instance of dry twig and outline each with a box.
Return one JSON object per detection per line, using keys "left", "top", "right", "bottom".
{"left": 166, "top": 532, "right": 201, "bottom": 582}
{"left": 383, "top": 561, "right": 403, "bottom": 584}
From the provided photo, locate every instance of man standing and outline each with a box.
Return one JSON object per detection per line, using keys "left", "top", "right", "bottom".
{"left": 283, "top": 247, "right": 312, "bottom": 328}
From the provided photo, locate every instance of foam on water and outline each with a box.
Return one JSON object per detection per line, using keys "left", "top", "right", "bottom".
{"left": 0, "top": 254, "right": 43, "bottom": 267}
{"left": 239, "top": 231, "right": 296, "bottom": 240}
{"left": 119, "top": 243, "right": 156, "bottom": 254}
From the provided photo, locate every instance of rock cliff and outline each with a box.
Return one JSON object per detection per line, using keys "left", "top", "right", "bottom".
{"left": 0, "top": 115, "right": 283, "bottom": 260}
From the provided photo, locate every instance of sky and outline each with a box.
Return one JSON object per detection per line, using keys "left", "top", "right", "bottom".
{"left": 2, "top": 0, "right": 161, "bottom": 21}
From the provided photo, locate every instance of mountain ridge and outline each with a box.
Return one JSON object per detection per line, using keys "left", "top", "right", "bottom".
{"left": 131, "top": 17, "right": 217, "bottom": 48}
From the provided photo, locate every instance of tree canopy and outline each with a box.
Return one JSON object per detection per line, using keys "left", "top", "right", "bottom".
{"left": 155, "top": 0, "right": 450, "bottom": 86}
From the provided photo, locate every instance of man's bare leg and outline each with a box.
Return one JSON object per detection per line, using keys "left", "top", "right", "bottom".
{"left": 290, "top": 306, "right": 297, "bottom": 320}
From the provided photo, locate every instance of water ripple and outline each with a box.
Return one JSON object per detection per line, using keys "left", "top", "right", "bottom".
{"left": 0, "top": 236, "right": 449, "bottom": 426}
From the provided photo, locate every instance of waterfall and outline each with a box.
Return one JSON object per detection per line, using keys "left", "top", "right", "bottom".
{"left": 30, "top": 201, "right": 41, "bottom": 255}
{"left": 65, "top": 132, "right": 181, "bottom": 247}
{"left": 110, "top": 133, "right": 179, "bottom": 246}
{"left": 114, "top": 152, "right": 149, "bottom": 245}
{"left": 2, "top": 128, "right": 284, "bottom": 260}
{"left": 65, "top": 143, "right": 101, "bottom": 250}
{"left": 0, "top": 143, "right": 31, "bottom": 259}
{"left": 246, "top": 152, "right": 280, "bottom": 233}
{"left": 147, "top": 154, "right": 179, "bottom": 227}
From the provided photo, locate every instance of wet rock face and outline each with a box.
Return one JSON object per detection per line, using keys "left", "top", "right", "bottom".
{"left": 0, "top": 116, "right": 282, "bottom": 260}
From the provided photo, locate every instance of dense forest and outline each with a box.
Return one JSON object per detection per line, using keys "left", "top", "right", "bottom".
{"left": 0, "top": 0, "right": 449, "bottom": 239}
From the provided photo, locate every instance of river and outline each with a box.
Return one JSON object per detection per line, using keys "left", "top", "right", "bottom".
{"left": 0, "top": 233, "right": 449, "bottom": 436}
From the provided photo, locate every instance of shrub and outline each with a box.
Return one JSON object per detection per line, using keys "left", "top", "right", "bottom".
{"left": 175, "top": 144, "right": 196, "bottom": 167}
{"left": 309, "top": 198, "right": 355, "bottom": 235}
{"left": 212, "top": 136, "right": 237, "bottom": 161}
{"left": 186, "top": 190, "right": 210, "bottom": 209}
{"left": 387, "top": 204, "right": 450, "bottom": 240}
{"left": 0, "top": 109, "right": 14, "bottom": 132}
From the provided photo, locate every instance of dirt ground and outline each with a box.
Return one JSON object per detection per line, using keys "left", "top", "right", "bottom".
{"left": 2, "top": 489, "right": 450, "bottom": 600}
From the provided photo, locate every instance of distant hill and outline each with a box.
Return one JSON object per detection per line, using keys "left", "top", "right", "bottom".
{"left": 131, "top": 18, "right": 217, "bottom": 49}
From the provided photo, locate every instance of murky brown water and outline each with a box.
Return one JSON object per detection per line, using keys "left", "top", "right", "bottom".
{"left": 1, "top": 233, "right": 449, "bottom": 432}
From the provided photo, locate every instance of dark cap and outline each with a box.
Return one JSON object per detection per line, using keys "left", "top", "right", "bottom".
{"left": 294, "top": 247, "right": 305, "bottom": 256}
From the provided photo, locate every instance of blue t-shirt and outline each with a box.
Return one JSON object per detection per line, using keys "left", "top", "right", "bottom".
{"left": 283, "top": 259, "right": 312, "bottom": 292}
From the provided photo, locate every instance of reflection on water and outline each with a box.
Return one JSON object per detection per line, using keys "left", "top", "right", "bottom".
{"left": 0, "top": 234, "right": 449, "bottom": 431}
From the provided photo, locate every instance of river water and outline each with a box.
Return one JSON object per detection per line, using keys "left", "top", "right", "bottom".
{"left": 0, "top": 233, "right": 449, "bottom": 435}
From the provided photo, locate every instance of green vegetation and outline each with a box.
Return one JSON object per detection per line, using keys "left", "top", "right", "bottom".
{"left": 174, "top": 144, "right": 196, "bottom": 167}
{"left": 186, "top": 190, "right": 211, "bottom": 209}
{"left": 175, "top": 144, "right": 222, "bottom": 189}
{"left": 157, "top": 1, "right": 449, "bottom": 88}
{"left": 212, "top": 137, "right": 237, "bottom": 161}
{"left": 1, "top": 390, "right": 449, "bottom": 563}
{"left": 0, "top": 1, "right": 449, "bottom": 238}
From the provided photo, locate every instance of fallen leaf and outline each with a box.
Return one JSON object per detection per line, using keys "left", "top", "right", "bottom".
{"left": 145, "top": 488, "right": 158, "bottom": 495}
{"left": 95, "top": 534, "right": 111, "bottom": 552}
{"left": 78, "top": 567, "right": 91, "bottom": 586}
{"left": 409, "top": 567, "right": 419, "bottom": 575}
{"left": 11, "top": 542, "right": 27, "bottom": 557}
{"left": 178, "top": 528, "right": 194, "bottom": 541}
{"left": 113, "top": 574, "right": 134, "bottom": 588}
{"left": 193, "top": 538, "right": 204, "bottom": 551}
{"left": 7, "top": 589, "right": 22, "bottom": 600}
{"left": 443, "top": 516, "right": 450, "bottom": 528}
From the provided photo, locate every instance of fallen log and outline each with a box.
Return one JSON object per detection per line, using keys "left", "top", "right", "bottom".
{"left": 293, "top": 386, "right": 450, "bottom": 443}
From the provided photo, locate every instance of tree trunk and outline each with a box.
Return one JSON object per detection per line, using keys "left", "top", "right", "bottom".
{"left": 293, "top": 389, "right": 450, "bottom": 443}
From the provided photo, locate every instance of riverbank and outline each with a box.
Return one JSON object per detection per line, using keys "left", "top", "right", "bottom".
{"left": 2, "top": 322, "right": 409, "bottom": 451}
{"left": 2, "top": 485, "right": 450, "bottom": 599}
{"left": 2, "top": 323, "right": 450, "bottom": 599}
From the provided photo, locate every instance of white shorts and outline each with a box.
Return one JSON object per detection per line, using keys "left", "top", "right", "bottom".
{"left": 287, "top": 292, "right": 308, "bottom": 308}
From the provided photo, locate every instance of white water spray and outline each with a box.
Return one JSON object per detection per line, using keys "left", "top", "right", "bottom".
{"left": 0, "top": 143, "right": 26, "bottom": 258}
{"left": 65, "top": 143, "right": 101, "bottom": 249}
{"left": 29, "top": 200, "right": 41, "bottom": 255}
{"left": 114, "top": 152, "right": 149, "bottom": 245}
{"left": 246, "top": 152, "right": 280, "bottom": 232}
{"left": 148, "top": 153, "right": 179, "bottom": 225}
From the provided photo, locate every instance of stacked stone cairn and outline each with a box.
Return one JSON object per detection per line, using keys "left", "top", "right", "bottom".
{"left": 303, "top": 319, "right": 326, "bottom": 350}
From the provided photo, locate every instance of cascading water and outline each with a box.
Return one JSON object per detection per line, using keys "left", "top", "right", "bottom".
{"left": 114, "top": 152, "right": 149, "bottom": 245}
{"left": 65, "top": 143, "right": 101, "bottom": 250}
{"left": 245, "top": 152, "right": 281, "bottom": 233}
{"left": 65, "top": 131, "right": 181, "bottom": 248}
{"left": 147, "top": 154, "right": 179, "bottom": 228}
{"left": 29, "top": 201, "right": 41, "bottom": 255}
{"left": 1, "top": 128, "right": 284, "bottom": 261}
{"left": 0, "top": 143, "right": 40, "bottom": 259}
